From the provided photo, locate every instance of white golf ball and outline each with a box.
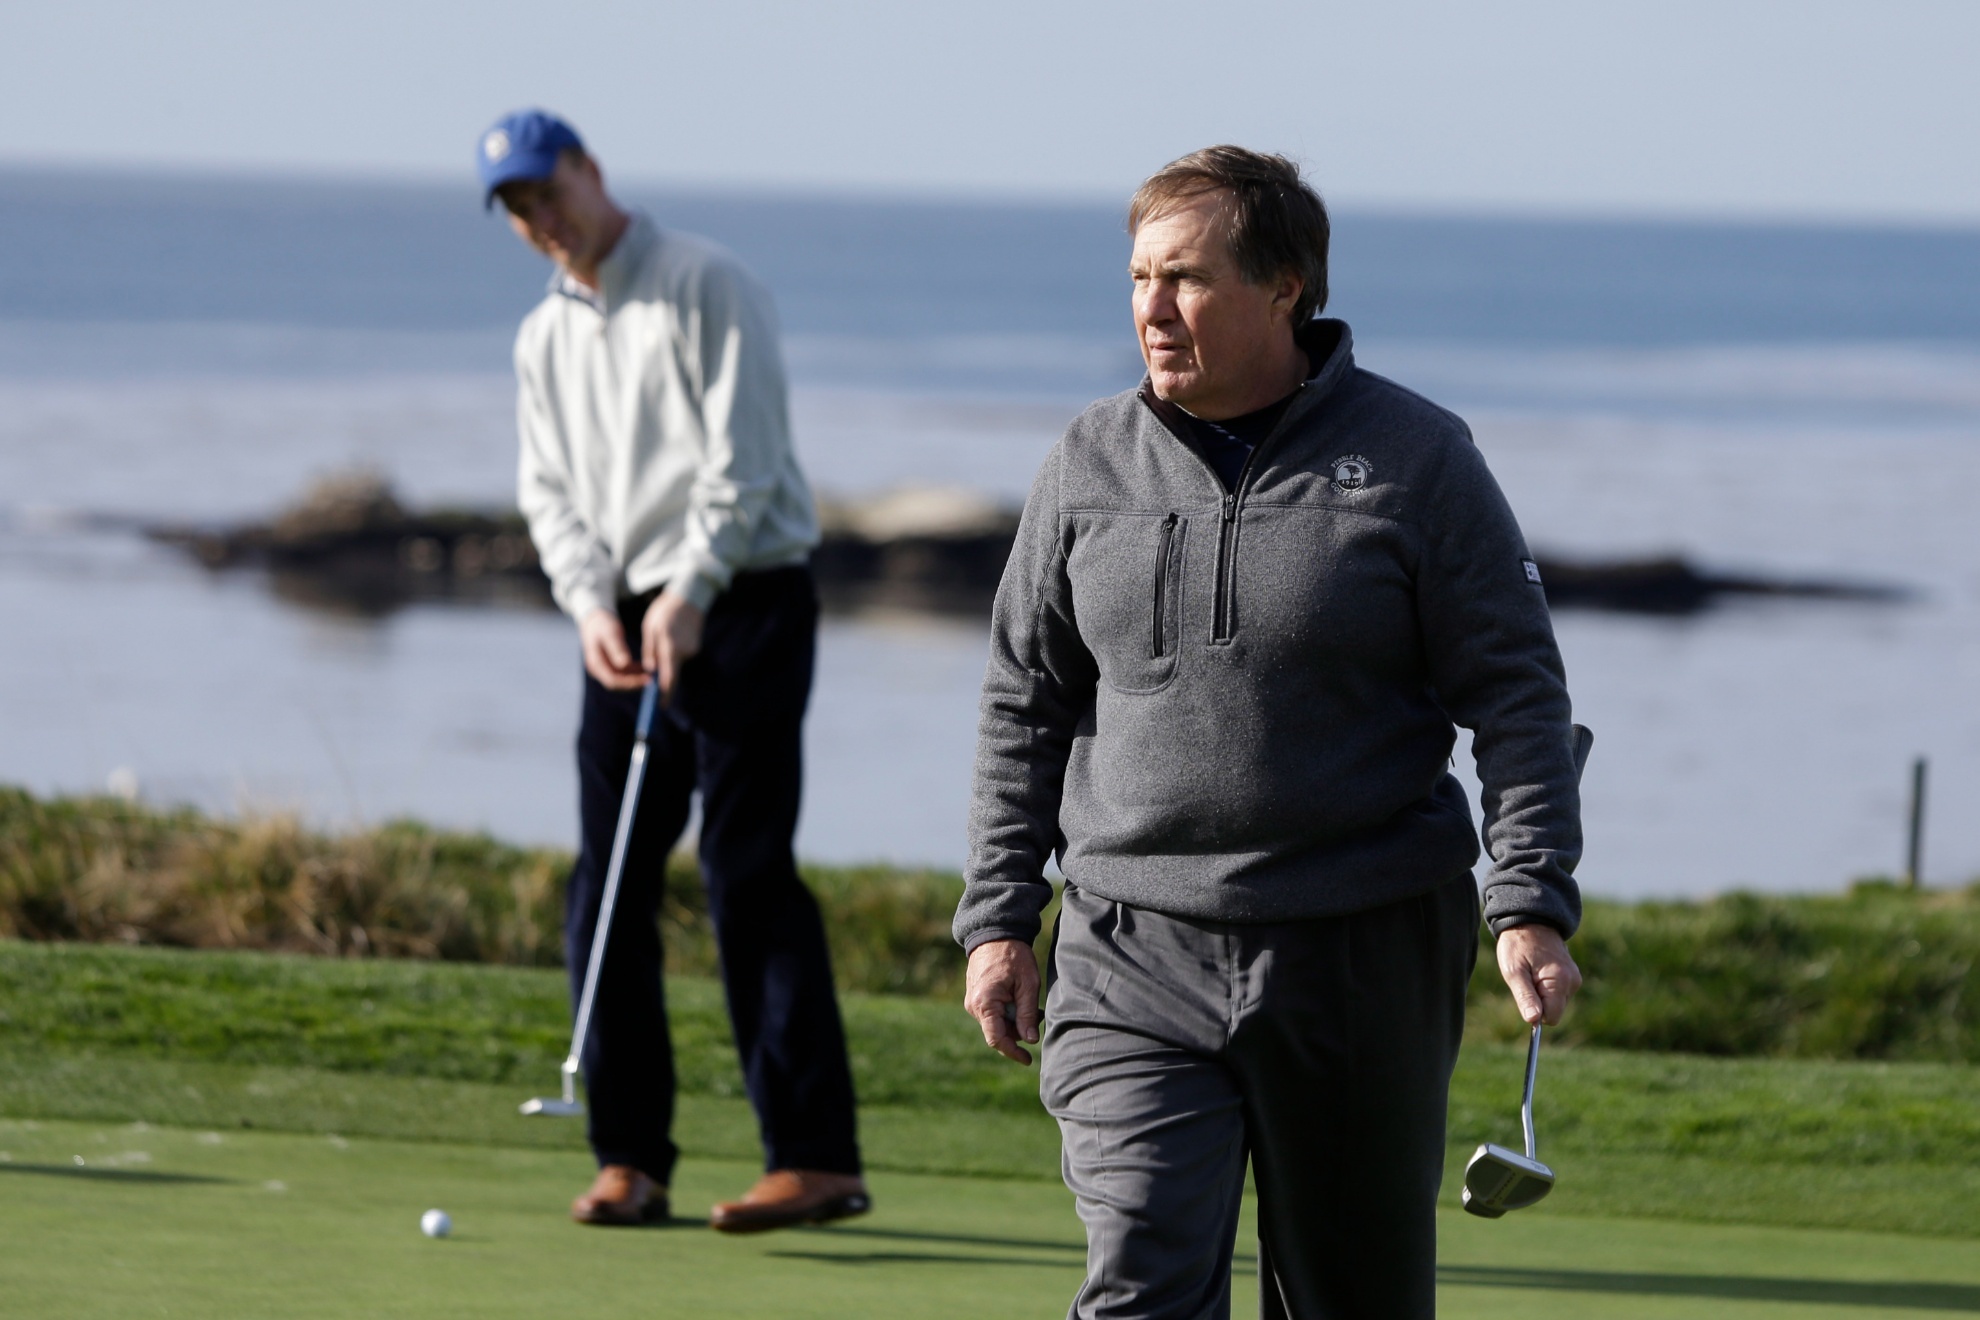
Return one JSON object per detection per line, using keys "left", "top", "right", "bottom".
{"left": 420, "top": 1209, "right": 452, "bottom": 1238}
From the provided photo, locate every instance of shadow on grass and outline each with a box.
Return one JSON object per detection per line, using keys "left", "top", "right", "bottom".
{"left": 0, "top": 1162, "right": 229, "bottom": 1186}
{"left": 812, "top": 1224, "right": 1258, "bottom": 1273}
{"left": 1440, "top": 1265, "right": 1980, "bottom": 1311}
{"left": 819, "top": 1225, "right": 1084, "bottom": 1254}
{"left": 771, "top": 1249, "right": 1082, "bottom": 1269}
{"left": 558, "top": 1214, "right": 708, "bottom": 1231}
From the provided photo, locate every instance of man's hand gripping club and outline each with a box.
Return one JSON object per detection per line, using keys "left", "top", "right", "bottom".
{"left": 964, "top": 939, "right": 1041, "bottom": 1065}
{"left": 1497, "top": 923, "right": 1581, "bottom": 1027}
{"left": 580, "top": 591, "right": 707, "bottom": 698}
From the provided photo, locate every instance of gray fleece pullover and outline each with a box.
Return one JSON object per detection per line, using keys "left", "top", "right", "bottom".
{"left": 954, "top": 320, "right": 1582, "bottom": 952}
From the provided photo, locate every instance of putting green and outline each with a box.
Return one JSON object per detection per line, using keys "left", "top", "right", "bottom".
{"left": 3, "top": 1118, "right": 1978, "bottom": 1318}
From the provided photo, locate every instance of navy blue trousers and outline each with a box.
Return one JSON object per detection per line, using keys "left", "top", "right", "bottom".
{"left": 566, "top": 566, "right": 861, "bottom": 1185}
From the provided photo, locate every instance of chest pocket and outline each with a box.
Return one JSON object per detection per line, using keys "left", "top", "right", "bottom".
{"left": 1066, "top": 511, "right": 1189, "bottom": 695}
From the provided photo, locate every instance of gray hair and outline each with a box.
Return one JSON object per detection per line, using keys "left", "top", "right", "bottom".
{"left": 1128, "top": 146, "right": 1331, "bottom": 324}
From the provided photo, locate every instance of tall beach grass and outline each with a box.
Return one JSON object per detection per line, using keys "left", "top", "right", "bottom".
{"left": 0, "top": 787, "right": 968, "bottom": 995}
{"left": 3, "top": 786, "right": 1975, "bottom": 1061}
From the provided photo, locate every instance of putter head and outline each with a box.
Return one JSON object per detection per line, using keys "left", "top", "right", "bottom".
{"left": 520, "top": 1057, "right": 584, "bottom": 1117}
{"left": 518, "top": 1097, "right": 584, "bottom": 1118}
{"left": 1461, "top": 1143, "right": 1555, "bottom": 1218}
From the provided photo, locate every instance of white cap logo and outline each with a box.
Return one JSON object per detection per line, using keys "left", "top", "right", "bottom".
{"left": 482, "top": 129, "right": 511, "bottom": 163}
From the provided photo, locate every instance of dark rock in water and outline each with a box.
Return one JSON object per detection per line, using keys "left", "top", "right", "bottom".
{"left": 146, "top": 475, "right": 1028, "bottom": 618}
{"left": 812, "top": 488, "right": 1019, "bottom": 615}
{"left": 149, "top": 475, "right": 1905, "bottom": 620}
{"left": 1532, "top": 554, "right": 1904, "bottom": 614}
{"left": 147, "top": 472, "right": 553, "bottom": 616}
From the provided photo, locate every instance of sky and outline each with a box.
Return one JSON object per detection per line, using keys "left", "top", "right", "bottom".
{"left": 5, "top": 0, "right": 1978, "bottom": 224}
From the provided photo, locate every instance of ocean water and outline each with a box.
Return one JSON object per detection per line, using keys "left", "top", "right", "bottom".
{"left": 4, "top": 167, "right": 1979, "bottom": 897}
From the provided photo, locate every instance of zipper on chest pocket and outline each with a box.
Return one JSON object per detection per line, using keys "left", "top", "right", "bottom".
{"left": 1151, "top": 512, "right": 1179, "bottom": 658}
{"left": 1212, "top": 494, "right": 1237, "bottom": 641}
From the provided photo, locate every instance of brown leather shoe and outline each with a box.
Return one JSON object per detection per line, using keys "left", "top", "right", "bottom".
{"left": 571, "top": 1164, "right": 669, "bottom": 1226}
{"left": 708, "top": 1169, "right": 871, "bottom": 1234}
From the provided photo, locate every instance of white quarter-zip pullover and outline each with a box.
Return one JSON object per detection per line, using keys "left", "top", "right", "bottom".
{"left": 515, "top": 214, "right": 818, "bottom": 620}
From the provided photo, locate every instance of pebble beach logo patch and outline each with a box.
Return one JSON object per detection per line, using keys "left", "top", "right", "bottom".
{"left": 1524, "top": 559, "right": 1544, "bottom": 585}
{"left": 482, "top": 129, "right": 512, "bottom": 163}
{"left": 1329, "top": 454, "right": 1374, "bottom": 495}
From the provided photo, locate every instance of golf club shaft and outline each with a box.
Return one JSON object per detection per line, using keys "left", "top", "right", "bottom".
{"left": 1521, "top": 1023, "right": 1542, "bottom": 1160}
{"left": 562, "top": 678, "right": 662, "bottom": 1099}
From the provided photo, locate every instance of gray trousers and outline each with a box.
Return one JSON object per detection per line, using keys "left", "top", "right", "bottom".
{"left": 1039, "top": 876, "right": 1479, "bottom": 1320}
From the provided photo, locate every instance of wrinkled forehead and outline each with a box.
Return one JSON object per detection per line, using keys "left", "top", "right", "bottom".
{"left": 1130, "top": 189, "right": 1237, "bottom": 264}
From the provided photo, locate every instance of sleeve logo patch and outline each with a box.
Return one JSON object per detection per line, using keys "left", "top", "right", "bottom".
{"left": 1523, "top": 559, "right": 1544, "bottom": 585}
{"left": 1329, "top": 454, "right": 1374, "bottom": 494}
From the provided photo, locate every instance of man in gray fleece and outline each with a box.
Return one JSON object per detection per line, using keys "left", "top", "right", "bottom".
{"left": 955, "top": 147, "right": 1585, "bottom": 1319}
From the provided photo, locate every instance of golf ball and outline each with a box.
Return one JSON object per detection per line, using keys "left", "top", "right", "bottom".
{"left": 420, "top": 1209, "right": 452, "bottom": 1238}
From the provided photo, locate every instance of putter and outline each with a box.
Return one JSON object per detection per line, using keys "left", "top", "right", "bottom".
{"left": 521, "top": 675, "right": 662, "bottom": 1118}
{"left": 1461, "top": 722, "right": 1591, "bottom": 1216}
{"left": 1461, "top": 1022, "right": 1554, "bottom": 1217}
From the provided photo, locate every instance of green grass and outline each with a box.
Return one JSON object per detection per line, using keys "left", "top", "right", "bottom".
{"left": 18, "top": 936, "right": 1980, "bottom": 1161}
{"left": 8, "top": 940, "right": 1980, "bottom": 1317}
{"left": 0, "top": 939, "right": 1038, "bottom": 1112}
{"left": 9, "top": 1041, "right": 1980, "bottom": 1240}
{"left": 1481, "top": 881, "right": 1980, "bottom": 1061}
{"left": 6, "top": 1117, "right": 1980, "bottom": 1319}
{"left": 0, "top": 1054, "right": 1064, "bottom": 1181}
{"left": 7, "top": 938, "right": 1980, "bottom": 1237}
{"left": 13, "top": 792, "right": 1980, "bottom": 1313}
{"left": 0, "top": 1119, "right": 1100, "bottom": 1319}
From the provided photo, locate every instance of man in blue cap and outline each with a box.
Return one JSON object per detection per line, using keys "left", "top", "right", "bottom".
{"left": 478, "top": 109, "right": 869, "bottom": 1232}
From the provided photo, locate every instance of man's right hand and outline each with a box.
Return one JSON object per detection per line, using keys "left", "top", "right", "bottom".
{"left": 579, "top": 608, "right": 648, "bottom": 690}
{"left": 1497, "top": 923, "right": 1583, "bottom": 1027}
{"left": 964, "top": 939, "right": 1041, "bottom": 1066}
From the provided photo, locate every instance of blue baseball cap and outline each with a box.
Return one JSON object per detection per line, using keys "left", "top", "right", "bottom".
{"left": 477, "top": 109, "right": 585, "bottom": 209}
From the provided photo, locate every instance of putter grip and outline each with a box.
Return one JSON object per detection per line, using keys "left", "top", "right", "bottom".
{"left": 634, "top": 677, "right": 661, "bottom": 741}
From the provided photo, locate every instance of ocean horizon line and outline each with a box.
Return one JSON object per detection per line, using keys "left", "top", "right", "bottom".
{"left": 3, "top": 155, "right": 1979, "bottom": 238}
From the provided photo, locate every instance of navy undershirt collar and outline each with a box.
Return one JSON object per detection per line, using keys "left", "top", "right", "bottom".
{"left": 1177, "top": 345, "right": 1324, "bottom": 491}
